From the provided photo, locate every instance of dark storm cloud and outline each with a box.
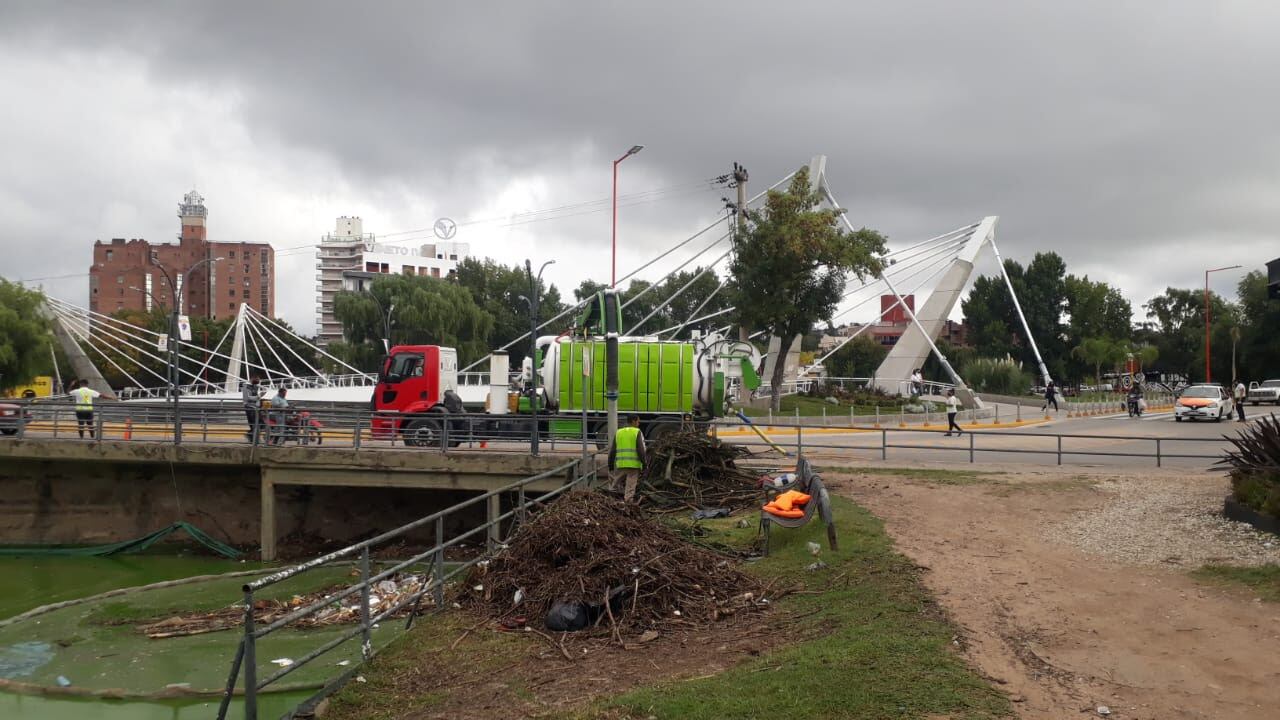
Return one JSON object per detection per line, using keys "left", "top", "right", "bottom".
{"left": 2, "top": 1, "right": 1276, "bottom": 324}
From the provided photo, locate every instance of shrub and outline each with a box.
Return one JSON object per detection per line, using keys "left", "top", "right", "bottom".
{"left": 1219, "top": 415, "right": 1280, "bottom": 518}
{"left": 960, "top": 358, "right": 1033, "bottom": 397}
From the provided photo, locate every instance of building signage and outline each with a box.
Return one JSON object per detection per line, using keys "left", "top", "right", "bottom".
{"left": 177, "top": 315, "right": 192, "bottom": 341}
{"left": 363, "top": 241, "right": 426, "bottom": 258}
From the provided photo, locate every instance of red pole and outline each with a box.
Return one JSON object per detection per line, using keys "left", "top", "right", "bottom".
{"left": 1204, "top": 270, "right": 1211, "bottom": 383}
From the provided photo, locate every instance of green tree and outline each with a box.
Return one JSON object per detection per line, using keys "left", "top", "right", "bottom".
{"left": 1143, "top": 287, "right": 1239, "bottom": 383}
{"left": 0, "top": 279, "right": 53, "bottom": 390}
{"left": 728, "top": 167, "right": 886, "bottom": 411}
{"left": 1063, "top": 274, "right": 1132, "bottom": 382}
{"left": 961, "top": 252, "right": 1069, "bottom": 381}
{"left": 454, "top": 258, "right": 564, "bottom": 363}
{"left": 1071, "top": 337, "right": 1127, "bottom": 389}
{"left": 332, "top": 274, "right": 494, "bottom": 371}
{"left": 824, "top": 335, "right": 888, "bottom": 378}
{"left": 1235, "top": 270, "right": 1280, "bottom": 380}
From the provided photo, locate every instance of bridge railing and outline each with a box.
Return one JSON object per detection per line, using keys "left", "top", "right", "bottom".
{"left": 5, "top": 400, "right": 602, "bottom": 452}
{"left": 215, "top": 455, "right": 597, "bottom": 720}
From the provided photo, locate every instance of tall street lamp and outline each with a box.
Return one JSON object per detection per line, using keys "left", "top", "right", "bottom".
{"left": 152, "top": 256, "right": 224, "bottom": 443}
{"left": 1204, "top": 264, "right": 1241, "bottom": 384}
{"left": 371, "top": 296, "right": 397, "bottom": 353}
{"left": 612, "top": 145, "right": 644, "bottom": 287}
{"left": 522, "top": 259, "right": 555, "bottom": 456}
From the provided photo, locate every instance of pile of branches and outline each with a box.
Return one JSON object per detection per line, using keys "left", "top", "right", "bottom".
{"left": 465, "top": 491, "right": 761, "bottom": 632}
{"left": 639, "top": 428, "right": 762, "bottom": 510}
{"left": 134, "top": 574, "right": 427, "bottom": 639}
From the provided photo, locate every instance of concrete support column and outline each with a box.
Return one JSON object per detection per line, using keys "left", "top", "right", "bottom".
{"left": 486, "top": 493, "right": 501, "bottom": 552}
{"left": 261, "top": 470, "right": 277, "bottom": 561}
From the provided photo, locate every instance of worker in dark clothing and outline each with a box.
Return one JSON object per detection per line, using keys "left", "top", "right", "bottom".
{"left": 608, "top": 415, "right": 646, "bottom": 502}
{"left": 243, "top": 376, "right": 263, "bottom": 442}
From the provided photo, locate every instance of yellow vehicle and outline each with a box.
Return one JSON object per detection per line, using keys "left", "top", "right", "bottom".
{"left": 4, "top": 375, "right": 54, "bottom": 399}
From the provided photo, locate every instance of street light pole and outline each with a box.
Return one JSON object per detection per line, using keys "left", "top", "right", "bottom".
{"left": 524, "top": 259, "right": 555, "bottom": 456}
{"left": 152, "top": 256, "right": 224, "bottom": 444}
{"left": 1204, "top": 264, "right": 1241, "bottom": 383}
{"left": 611, "top": 145, "right": 644, "bottom": 287}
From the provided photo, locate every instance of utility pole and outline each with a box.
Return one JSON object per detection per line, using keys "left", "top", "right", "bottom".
{"left": 733, "top": 163, "right": 749, "bottom": 343}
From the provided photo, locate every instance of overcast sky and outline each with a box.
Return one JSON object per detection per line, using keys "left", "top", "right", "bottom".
{"left": 2, "top": 1, "right": 1275, "bottom": 335}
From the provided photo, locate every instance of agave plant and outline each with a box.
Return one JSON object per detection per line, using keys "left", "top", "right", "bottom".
{"left": 1217, "top": 414, "right": 1280, "bottom": 517}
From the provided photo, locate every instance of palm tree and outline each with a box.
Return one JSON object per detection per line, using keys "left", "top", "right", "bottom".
{"left": 1072, "top": 337, "right": 1126, "bottom": 391}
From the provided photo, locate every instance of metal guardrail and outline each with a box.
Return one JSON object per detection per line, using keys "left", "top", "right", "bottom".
{"left": 216, "top": 456, "right": 597, "bottom": 720}
{"left": 713, "top": 420, "right": 1227, "bottom": 468}
{"left": 3, "top": 400, "right": 601, "bottom": 453}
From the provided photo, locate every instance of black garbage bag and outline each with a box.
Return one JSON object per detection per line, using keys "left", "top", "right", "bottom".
{"left": 545, "top": 601, "right": 590, "bottom": 632}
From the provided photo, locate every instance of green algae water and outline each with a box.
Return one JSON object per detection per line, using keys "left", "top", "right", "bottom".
{"left": 0, "top": 554, "right": 362, "bottom": 719}
{"left": 0, "top": 554, "right": 259, "bottom": 620}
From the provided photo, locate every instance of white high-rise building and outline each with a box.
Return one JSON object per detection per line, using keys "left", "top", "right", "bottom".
{"left": 314, "top": 216, "right": 471, "bottom": 346}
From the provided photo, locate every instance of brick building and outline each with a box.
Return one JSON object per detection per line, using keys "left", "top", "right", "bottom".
{"left": 89, "top": 191, "right": 275, "bottom": 319}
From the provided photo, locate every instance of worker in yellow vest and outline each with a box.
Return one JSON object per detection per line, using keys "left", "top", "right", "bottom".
{"left": 608, "top": 415, "right": 647, "bottom": 502}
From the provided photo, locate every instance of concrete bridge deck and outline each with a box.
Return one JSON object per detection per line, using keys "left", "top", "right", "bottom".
{"left": 0, "top": 439, "right": 579, "bottom": 560}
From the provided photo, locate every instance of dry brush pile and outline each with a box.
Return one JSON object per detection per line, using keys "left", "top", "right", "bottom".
{"left": 638, "top": 428, "right": 763, "bottom": 510}
{"left": 464, "top": 491, "right": 762, "bottom": 632}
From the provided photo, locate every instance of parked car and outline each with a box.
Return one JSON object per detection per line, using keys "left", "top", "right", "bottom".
{"left": 1174, "top": 385, "right": 1234, "bottom": 423}
{"left": 0, "top": 402, "right": 32, "bottom": 435}
{"left": 1247, "top": 380, "right": 1280, "bottom": 406}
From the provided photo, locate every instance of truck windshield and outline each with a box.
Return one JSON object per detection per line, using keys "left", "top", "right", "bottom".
{"left": 382, "top": 353, "right": 424, "bottom": 383}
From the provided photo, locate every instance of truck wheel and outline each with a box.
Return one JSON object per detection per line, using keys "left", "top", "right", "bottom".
{"left": 1174, "top": 416, "right": 1182, "bottom": 422}
{"left": 403, "top": 418, "right": 442, "bottom": 447}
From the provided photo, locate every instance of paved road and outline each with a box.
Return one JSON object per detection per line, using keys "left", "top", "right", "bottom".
{"left": 719, "top": 408, "right": 1277, "bottom": 471}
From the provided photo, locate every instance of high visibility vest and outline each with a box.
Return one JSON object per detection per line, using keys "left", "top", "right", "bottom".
{"left": 615, "top": 426, "right": 643, "bottom": 469}
{"left": 73, "top": 388, "right": 96, "bottom": 411}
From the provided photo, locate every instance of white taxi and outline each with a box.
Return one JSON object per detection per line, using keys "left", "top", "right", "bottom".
{"left": 1174, "top": 384, "right": 1234, "bottom": 423}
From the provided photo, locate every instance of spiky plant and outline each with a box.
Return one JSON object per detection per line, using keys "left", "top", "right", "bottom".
{"left": 1217, "top": 414, "right": 1280, "bottom": 517}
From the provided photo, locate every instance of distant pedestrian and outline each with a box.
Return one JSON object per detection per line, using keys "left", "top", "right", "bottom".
{"left": 910, "top": 368, "right": 923, "bottom": 397}
{"left": 269, "top": 387, "right": 289, "bottom": 444}
{"left": 944, "top": 389, "right": 963, "bottom": 436}
{"left": 71, "top": 380, "right": 113, "bottom": 439}
{"left": 608, "top": 415, "right": 646, "bottom": 502}
{"left": 1234, "top": 381, "right": 1247, "bottom": 422}
{"left": 243, "top": 375, "right": 263, "bottom": 442}
{"left": 1042, "top": 381, "right": 1058, "bottom": 412}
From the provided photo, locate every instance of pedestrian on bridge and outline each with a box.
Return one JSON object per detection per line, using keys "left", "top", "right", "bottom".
{"left": 71, "top": 379, "right": 113, "bottom": 439}
{"left": 944, "top": 389, "right": 963, "bottom": 436}
{"left": 608, "top": 414, "right": 646, "bottom": 503}
{"left": 243, "top": 375, "right": 263, "bottom": 443}
{"left": 269, "top": 387, "right": 290, "bottom": 444}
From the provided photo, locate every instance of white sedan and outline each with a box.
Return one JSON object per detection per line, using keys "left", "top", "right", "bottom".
{"left": 1174, "top": 385, "right": 1234, "bottom": 422}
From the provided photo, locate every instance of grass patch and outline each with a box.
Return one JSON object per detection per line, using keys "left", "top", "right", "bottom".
{"left": 325, "top": 497, "right": 1008, "bottom": 720}
{"left": 589, "top": 497, "right": 1009, "bottom": 719}
{"left": 1191, "top": 564, "right": 1280, "bottom": 602}
{"left": 324, "top": 611, "right": 525, "bottom": 719}
{"left": 824, "top": 465, "right": 1005, "bottom": 485}
{"left": 739, "top": 395, "right": 904, "bottom": 418}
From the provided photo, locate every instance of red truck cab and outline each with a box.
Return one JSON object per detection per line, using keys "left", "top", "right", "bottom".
{"left": 371, "top": 345, "right": 459, "bottom": 438}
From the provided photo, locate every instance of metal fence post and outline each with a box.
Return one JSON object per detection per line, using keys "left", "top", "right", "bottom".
{"left": 1056, "top": 435, "right": 1063, "bottom": 466}
{"left": 797, "top": 420, "right": 803, "bottom": 456}
{"left": 433, "top": 518, "right": 445, "bottom": 609}
{"left": 440, "top": 416, "right": 448, "bottom": 453}
{"left": 52, "top": 407, "right": 59, "bottom": 438}
{"left": 1017, "top": 403, "right": 1021, "bottom": 422}
{"left": 243, "top": 590, "right": 258, "bottom": 720}
{"left": 875, "top": 404, "right": 880, "bottom": 428}
{"left": 849, "top": 406, "right": 854, "bottom": 428}
{"left": 16, "top": 408, "right": 26, "bottom": 439}
{"left": 353, "top": 417, "right": 363, "bottom": 449}
{"left": 95, "top": 412, "right": 104, "bottom": 442}
{"left": 1156, "top": 438, "right": 1162, "bottom": 468}
{"left": 202, "top": 409, "right": 209, "bottom": 442}
{"left": 360, "top": 546, "right": 372, "bottom": 659}
{"left": 969, "top": 431, "right": 975, "bottom": 463}
{"left": 881, "top": 428, "right": 887, "bottom": 460}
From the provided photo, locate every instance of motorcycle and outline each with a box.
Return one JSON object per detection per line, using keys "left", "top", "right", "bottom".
{"left": 264, "top": 409, "right": 324, "bottom": 445}
{"left": 1126, "top": 395, "right": 1144, "bottom": 418}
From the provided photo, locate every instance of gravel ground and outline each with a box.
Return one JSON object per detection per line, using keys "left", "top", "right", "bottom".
{"left": 1051, "top": 475, "right": 1280, "bottom": 568}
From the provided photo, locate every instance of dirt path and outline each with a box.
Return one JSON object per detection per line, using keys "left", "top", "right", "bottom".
{"left": 833, "top": 467, "right": 1280, "bottom": 720}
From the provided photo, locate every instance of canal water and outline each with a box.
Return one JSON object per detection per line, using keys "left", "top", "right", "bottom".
{"left": 0, "top": 555, "right": 316, "bottom": 718}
